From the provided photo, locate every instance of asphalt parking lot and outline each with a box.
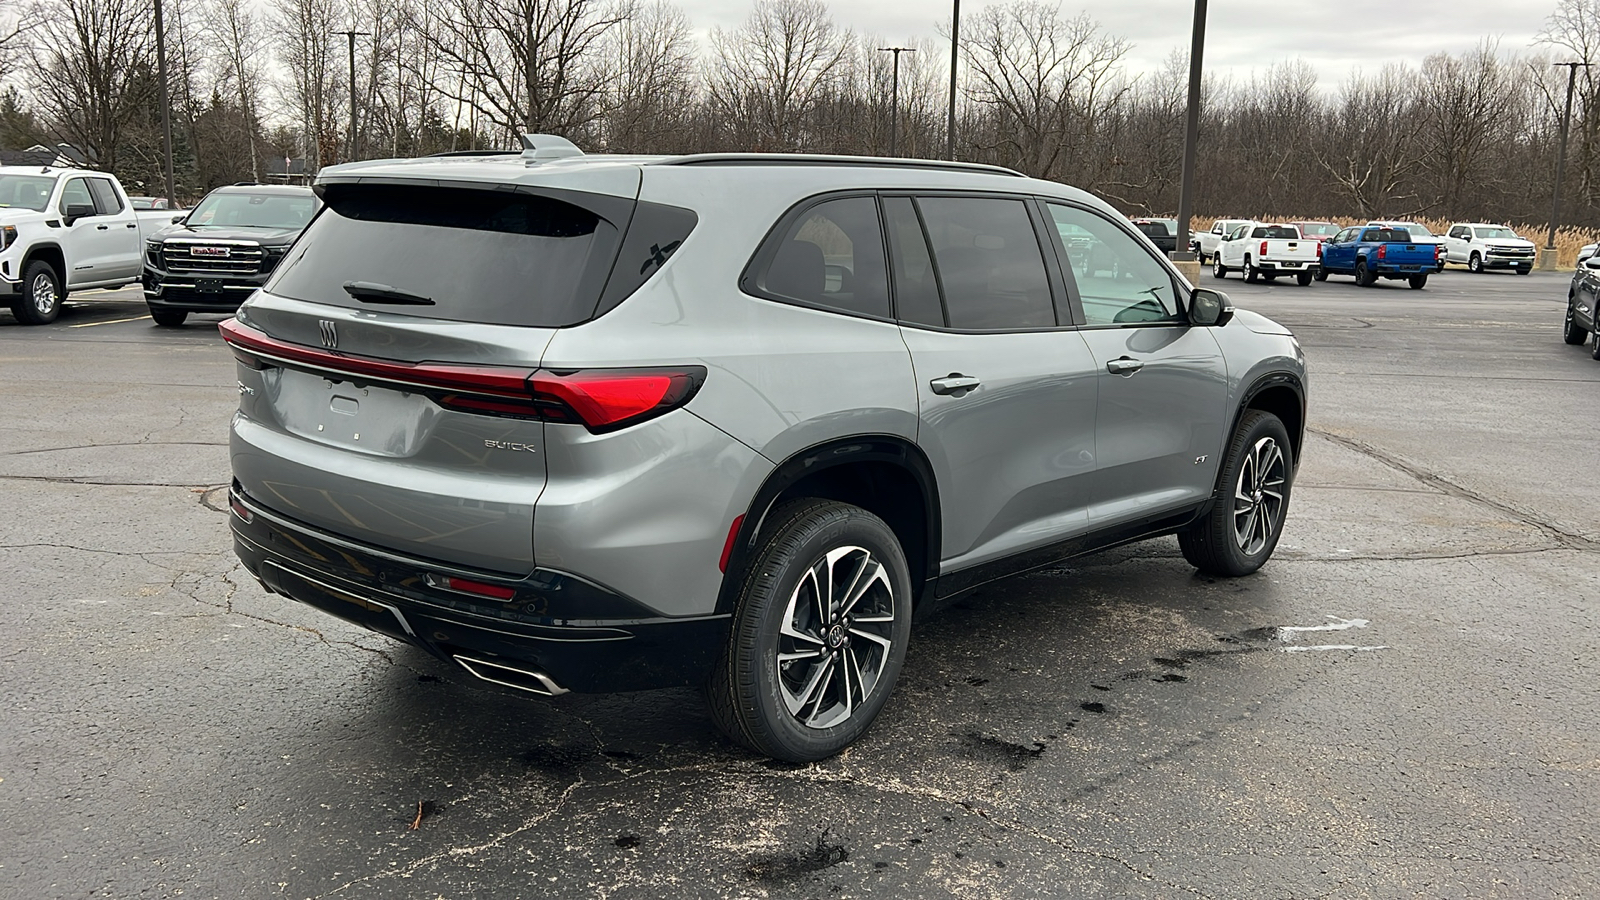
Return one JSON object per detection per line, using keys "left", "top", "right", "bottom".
{"left": 2, "top": 268, "right": 1597, "bottom": 899}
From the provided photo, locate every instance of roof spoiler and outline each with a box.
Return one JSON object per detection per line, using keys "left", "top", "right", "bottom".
{"left": 520, "top": 134, "right": 583, "bottom": 164}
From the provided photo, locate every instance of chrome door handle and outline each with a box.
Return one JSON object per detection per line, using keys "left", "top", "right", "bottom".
{"left": 929, "top": 374, "right": 980, "bottom": 395}
{"left": 1106, "top": 357, "right": 1145, "bottom": 376}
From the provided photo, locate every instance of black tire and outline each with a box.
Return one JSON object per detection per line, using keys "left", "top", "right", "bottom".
{"left": 1408, "top": 273, "right": 1428, "bottom": 290}
{"left": 1245, "top": 258, "right": 1259, "bottom": 283}
{"left": 1564, "top": 300, "right": 1590, "bottom": 345}
{"left": 1178, "top": 410, "right": 1294, "bottom": 577}
{"left": 1468, "top": 253, "right": 1483, "bottom": 274}
{"left": 1592, "top": 325, "right": 1600, "bottom": 360}
{"left": 1296, "top": 270, "right": 1313, "bottom": 286}
{"left": 1212, "top": 256, "right": 1226, "bottom": 279}
{"left": 148, "top": 307, "right": 188, "bottom": 327}
{"left": 708, "top": 499, "right": 913, "bottom": 762}
{"left": 1355, "top": 260, "right": 1376, "bottom": 287}
{"left": 12, "top": 260, "right": 62, "bottom": 325}
{"left": 1313, "top": 268, "right": 1328, "bottom": 282}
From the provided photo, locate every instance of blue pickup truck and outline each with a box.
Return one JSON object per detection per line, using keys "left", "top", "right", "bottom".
{"left": 1317, "top": 225, "right": 1438, "bottom": 289}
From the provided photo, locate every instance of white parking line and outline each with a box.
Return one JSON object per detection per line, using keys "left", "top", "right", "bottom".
{"left": 68, "top": 314, "right": 151, "bottom": 328}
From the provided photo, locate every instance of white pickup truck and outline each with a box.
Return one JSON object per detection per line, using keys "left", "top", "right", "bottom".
{"left": 1192, "top": 218, "right": 1254, "bottom": 264}
{"left": 1211, "top": 222, "right": 1321, "bottom": 285}
{"left": 1443, "top": 223, "right": 1536, "bottom": 275}
{"left": 0, "top": 165, "right": 180, "bottom": 324}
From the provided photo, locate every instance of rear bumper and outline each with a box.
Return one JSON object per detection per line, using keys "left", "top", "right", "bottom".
{"left": 1256, "top": 261, "right": 1318, "bottom": 272}
{"left": 229, "top": 485, "right": 729, "bottom": 693}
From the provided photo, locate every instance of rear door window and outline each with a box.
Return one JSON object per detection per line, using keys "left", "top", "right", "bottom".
{"left": 88, "top": 178, "right": 123, "bottom": 214}
{"left": 266, "top": 184, "right": 629, "bottom": 328}
{"left": 915, "top": 196, "right": 1055, "bottom": 330}
{"left": 746, "top": 196, "right": 890, "bottom": 319}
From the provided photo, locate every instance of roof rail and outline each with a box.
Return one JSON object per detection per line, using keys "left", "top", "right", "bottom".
{"left": 520, "top": 134, "right": 583, "bottom": 164}
{"left": 657, "top": 153, "right": 1024, "bottom": 177}
{"left": 426, "top": 149, "right": 520, "bottom": 158}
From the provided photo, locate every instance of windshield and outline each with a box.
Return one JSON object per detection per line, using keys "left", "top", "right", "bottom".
{"left": 186, "top": 191, "right": 317, "bottom": 229}
{"left": 1475, "top": 227, "right": 1517, "bottom": 240}
{"left": 1397, "top": 222, "right": 1432, "bottom": 237}
{"left": 0, "top": 174, "right": 58, "bottom": 211}
{"left": 1297, "top": 222, "right": 1337, "bottom": 236}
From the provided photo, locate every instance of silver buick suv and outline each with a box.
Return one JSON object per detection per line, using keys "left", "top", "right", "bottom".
{"left": 224, "top": 136, "right": 1306, "bottom": 761}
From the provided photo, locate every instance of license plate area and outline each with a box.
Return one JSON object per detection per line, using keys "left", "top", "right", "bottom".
{"left": 196, "top": 278, "right": 228, "bottom": 295}
{"left": 268, "top": 367, "right": 434, "bottom": 456}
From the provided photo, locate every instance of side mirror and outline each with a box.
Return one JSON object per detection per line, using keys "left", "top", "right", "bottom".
{"left": 62, "top": 202, "right": 96, "bottom": 225}
{"left": 1190, "top": 288, "right": 1234, "bottom": 327}
{"left": 171, "top": 214, "right": 186, "bottom": 224}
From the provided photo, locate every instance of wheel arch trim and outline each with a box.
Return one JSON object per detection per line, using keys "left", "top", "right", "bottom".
{"left": 715, "top": 434, "right": 941, "bottom": 615}
{"left": 1229, "top": 371, "right": 1306, "bottom": 474}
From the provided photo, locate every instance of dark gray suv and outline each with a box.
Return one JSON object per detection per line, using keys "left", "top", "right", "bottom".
{"left": 223, "top": 137, "right": 1306, "bottom": 761}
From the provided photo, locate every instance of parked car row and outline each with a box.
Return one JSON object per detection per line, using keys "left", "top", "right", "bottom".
{"left": 0, "top": 164, "right": 318, "bottom": 325}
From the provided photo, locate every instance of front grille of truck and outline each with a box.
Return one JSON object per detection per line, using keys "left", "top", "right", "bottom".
{"left": 162, "top": 242, "right": 264, "bottom": 275}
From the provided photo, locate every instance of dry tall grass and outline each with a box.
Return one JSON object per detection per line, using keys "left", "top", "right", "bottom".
{"left": 1187, "top": 213, "right": 1597, "bottom": 268}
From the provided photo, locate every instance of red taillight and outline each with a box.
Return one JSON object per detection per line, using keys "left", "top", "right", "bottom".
{"left": 218, "top": 318, "right": 705, "bottom": 433}
{"left": 1316, "top": 241, "right": 1322, "bottom": 258}
{"left": 531, "top": 369, "right": 704, "bottom": 433}
{"left": 1260, "top": 241, "right": 1268, "bottom": 256}
{"left": 719, "top": 514, "right": 746, "bottom": 573}
{"left": 1377, "top": 245, "right": 1387, "bottom": 260}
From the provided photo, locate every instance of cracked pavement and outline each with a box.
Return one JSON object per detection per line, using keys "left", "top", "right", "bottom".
{"left": 1, "top": 275, "right": 1597, "bottom": 899}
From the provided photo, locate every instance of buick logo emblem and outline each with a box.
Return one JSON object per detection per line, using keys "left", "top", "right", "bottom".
{"left": 318, "top": 320, "right": 338, "bottom": 349}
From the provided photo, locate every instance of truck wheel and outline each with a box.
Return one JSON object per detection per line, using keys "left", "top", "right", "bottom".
{"left": 1566, "top": 300, "right": 1590, "bottom": 345}
{"left": 149, "top": 307, "right": 188, "bottom": 327}
{"left": 1244, "top": 258, "right": 1259, "bottom": 283}
{"left": 12, "top": 260, "right": 63, "bottom": 325}
{"left": 1468, "top": 253, "right": 1483, "bottom": 273}
{"left": 1178, "top": 410, "right": 1294, "bottom": 577}
{"left": 1212, "top": 256, "right": 1227, "bottom": 279}
{"left": 1313, "top": 268, "right": 1328, "bottom": 282}
{"left": 1354, "top": 260, "right": 1376, "bottom": 287}
{"left": 708, "top": 499, "right": 912, "bottom": 762}
{"left": 1592, "top": 326, "right": 1600, "bottom": 360}
{"left": 1296, "top": 271, "right": 1313, "bottom": 286}
{"left": 1408, "top": 273, "right": 1428, "bottom": 290}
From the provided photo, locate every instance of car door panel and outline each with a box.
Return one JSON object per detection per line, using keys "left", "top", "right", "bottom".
{"left": 886, "top": 194, "right": 1100, "bottom": 572}
{"left": 1044, "top": 202, "right": 1230, "bottom": 526}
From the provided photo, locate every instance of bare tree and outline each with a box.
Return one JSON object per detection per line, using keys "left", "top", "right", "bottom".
{"left": 705, "top": 0, "right": 851, "bottom": 151}
{"left": 959, "top": 2, "right": 1130, "bottom": 184}
{"left": 597, "top": 0, "right": 696, "bottom": 153}
{"left": 273, "top": 0, "right": 344, "bottom": 170}
{"left": 207, "top": 0, "right": 267, "bottom": 178}
{"left": 27, "top": 0, "right": 154, "bottom": 170}
{"left": 1539, "top": 0, "right": 1600, "bottom": 207}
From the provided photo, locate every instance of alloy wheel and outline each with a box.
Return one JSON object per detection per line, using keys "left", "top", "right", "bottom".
{"left": 776, "top": 545, "right": 896, "bottom": 730}
{"left": 1233, "top": 436, "right": 1286, "bottom": 556}
{"left": 31, "top": 273, "right": 55, "bottom": 316}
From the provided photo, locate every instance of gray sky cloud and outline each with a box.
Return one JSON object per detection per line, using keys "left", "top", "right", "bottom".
{"left": 681, "top": 0, "right": 1562, "bottom": 91}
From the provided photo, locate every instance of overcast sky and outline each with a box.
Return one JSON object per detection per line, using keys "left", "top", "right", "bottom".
{"left": 683, "top": 0, "right": 1564, "bottom": 91}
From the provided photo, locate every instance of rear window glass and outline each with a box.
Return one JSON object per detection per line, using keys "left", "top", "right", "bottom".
{"left": 266, "top": 184, "right": 625, "bottom": 328}
{"left": 1254, "top": 226, "right": 1299, "bottom": 239}
{"left": 1135, "top": 220, "right": 1171, "bottom": 237}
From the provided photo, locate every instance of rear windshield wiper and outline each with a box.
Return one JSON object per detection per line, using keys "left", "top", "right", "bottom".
{"left": 342, "top": 281, "right": 435, "bottom": 305}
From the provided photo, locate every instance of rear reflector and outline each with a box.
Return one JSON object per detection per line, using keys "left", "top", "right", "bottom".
{"left": 229, "top": 495, "right": 253, "bottom": 523}
{"left": 719, "top": 514, "right": 746, "bottom": 573}
{"left": 218, "top": 317, "right": 705, "bottom": 433}
{"left": 439, "top": 575, "right": 516, "bottom": 601}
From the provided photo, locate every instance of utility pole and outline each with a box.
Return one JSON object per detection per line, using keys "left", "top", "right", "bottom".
{"left": 153, "top": 0, "right": 176, "bottom": 202}
{"left": 335, "top": 29, "right": 371, "bottom": 162}
{"left": 878, "top": 47, "right": 916, "bottom": 157}
{"left": 946, "top": 0, "right": 960, "bottom": 160}
{"left": 1545, "top": 60, "right": 1591, "bottom": 269}
{"left": 1171, "top": 0, "right": 1207, "bottom": 278}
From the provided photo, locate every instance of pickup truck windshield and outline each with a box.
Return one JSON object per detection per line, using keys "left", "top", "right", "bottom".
{"left": 187, "top": 192, "right": 318, "bottom": 229}
{"left": 0, "top": 174, "right": 58, "bottom": 211}
{"left": 1475, "top": 227, "right": 1517, "bottom": 239}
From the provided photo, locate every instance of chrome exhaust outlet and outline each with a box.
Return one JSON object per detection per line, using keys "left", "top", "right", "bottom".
{"left": 453, "top": 655, "right": 570, "bottom": 697}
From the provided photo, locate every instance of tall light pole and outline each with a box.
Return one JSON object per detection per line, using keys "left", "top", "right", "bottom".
{"left": 153, "top": 0, "right": 175, "bottom": 202}
{"left": 1546, "top": 60, "right": 1591, "bottom": 266}
{"left": 946, "top": 0, "right": 960, "bottom": 160}
{"left": 336, "top": 29, "right": 371, "bottom": 162}
{"left": 1172, "top": 0, "right": 1207, "bottom": 268}
{"left": 878, "top": 47, "right": 916, "bottom": 157}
